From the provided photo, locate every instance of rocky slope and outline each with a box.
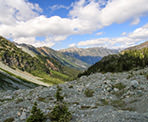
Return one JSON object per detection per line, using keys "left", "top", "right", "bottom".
{"left": 125, "top": 41, "right": 148, "bottom": 50}
{"left": 60, "top": 47, "right": 119, "bottom": 65}
{"left": 0, "top": 69, "right": 37, "bottom": 91}
{"left": 0, "top": 67, "right": 148, "bottom": 122}
{"left": 0, "top": 61, "right": 50, "bottom": 89}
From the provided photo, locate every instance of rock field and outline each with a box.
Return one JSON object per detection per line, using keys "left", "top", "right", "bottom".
{"left": 0, "top": 67, "right": 148, "bottom": 122}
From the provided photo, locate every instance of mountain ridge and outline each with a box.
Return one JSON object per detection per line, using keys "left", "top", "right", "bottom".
{"left": 59, "top": 47, "right": 119, "bottom": 65}
{"left": 0, "top": 36, "right": 80, "bottom": 88}
{"left": 125, "top": 41, "right": 148, "bottom": 50}
{"left": 78, "top": 41, "right": 148, "bottom": 77}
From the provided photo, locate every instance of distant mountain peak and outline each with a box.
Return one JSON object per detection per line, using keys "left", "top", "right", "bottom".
{"left": 59, "top": 47, "right": 119, "bottom": 65}
{"left": 60, "top": 47, "right": 118, "bottom": 57}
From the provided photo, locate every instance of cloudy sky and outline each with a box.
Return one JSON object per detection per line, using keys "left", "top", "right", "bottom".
{"left": 0, "top": 0, "right": 148, "bottom": 50}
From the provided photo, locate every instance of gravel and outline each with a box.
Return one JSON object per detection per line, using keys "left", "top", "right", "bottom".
{"left": 0, "top": 67, "right": 148, "bottom": 122}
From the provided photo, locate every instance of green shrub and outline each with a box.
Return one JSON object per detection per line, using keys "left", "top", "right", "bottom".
{"left": 48, "top": 85, "right": 72, "bottom": 122}
{"left": 55, "top": 85, "right": 64, "bottom": 102}
{"left": 37, "top": 97, "right": 46, "bottom": 103}
{"left": 146, "top": 74, "right": 148, "bottom": 80}
{"left": 100, "top": 99, "right": 109, "bottom": 105}
{"left": 84, "top": 88, "right": 94, "bottom": 97}
{"left": 26, "top": 102, "right": 46, "bottom": 122}
{"left": 4, "top": 117, "right": 14, "bottom": 122}
{"left": 48, "top": 102, "right": 72, "bottom": 122}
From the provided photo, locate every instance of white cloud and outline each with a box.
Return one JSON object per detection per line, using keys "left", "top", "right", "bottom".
{"left": 0, "top": 0, "right": 148, "bottom": 48}
{"left": 128, "top": 24, "right": 148, "bottom": 40}
{"left": 69, "top": 43, "right": 76, "bottom": 47}
{"left": 77, "top": 23, "right": 148, "bottom": 49}
{"left": 14, "top": 36, "right": 55, "bottom": 47}
{"left": 70, "top": 0, "right": 148, "bottom": 27}
{"left": 131, "top": 18, "right": 140, "bottom": 25}
{"left": 49, "top": 4, "right": 71, "bottom": 11}
{"left": 0, "top": 0, "right": 42, "bottom": 25}
{"left": 121, "top": 32, "right": 127, "bottom": 36}
{"left": 96, "top": 32, "right": 103, "bottom": 36}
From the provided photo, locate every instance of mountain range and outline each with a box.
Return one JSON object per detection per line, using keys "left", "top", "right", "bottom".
{"left": 60, "top": 47, "right": 118, "bottom": 65}
{"left": 78, "top": 41, "right": 148, "bottom": 77}
{"left": 0, "top": 36, "right": 117, "bottom": 90}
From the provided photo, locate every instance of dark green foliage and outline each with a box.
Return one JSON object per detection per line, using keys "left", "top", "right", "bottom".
{"left": 55, "top": 85, "right": 64, "bottom": 102}
{"left": 26, "top": 102, "right": 46, "bottom": 122}
{"left": 84, "top": 88, "right": 94, "bottom": 97}
{"left": 78, "top": 48, "right": 148, "bottom": 77}
{"left": 0, "top": 36, "right": 50, "bottom": 75}
{"left": 146, "top": 74, "right": 148, "bottom": 80}
{"left": 4, "top": 117, "right": 14, "bottom": 122}
{"left": 48, "top": 85, "right": 72, "bottom": 122}
{"left": 100, "top": 99, "right": 109, "bottom": 105}
{"left": 48, "top": 102, "right": 72, "bottom": 122}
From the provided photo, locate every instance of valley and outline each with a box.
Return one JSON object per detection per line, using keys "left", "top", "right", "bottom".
{"left": 1, "top": 0, "right": 148, "bottom": 121}
{"left": 0, "top": 36, "right": 148, "bottom": 122}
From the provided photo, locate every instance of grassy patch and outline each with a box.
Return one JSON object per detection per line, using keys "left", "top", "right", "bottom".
{"left": 4, "top": 117, "right": 14, "bottom": 122}
{"left": 110, "top": 99, "right": 125, "bottom": 108}
{"left": 112, "top": 89, "right": 126, "bottom": 98}
{"left": 51, "top": 70, "right": 70, "bottom": 81}
{"left": 37, "top": 97, "right": 46, "bottom": 103}
{"left": 15, "top": 98, "right": 23, "bottom": 104}
{"left": 112, "top": 83, "right": 126, "bottom": 90}
{"left": 84, "top": 88, "right": 94, "bottom": 97}
{"left": 100, "top": 99, "right": 109, "bottom": 105}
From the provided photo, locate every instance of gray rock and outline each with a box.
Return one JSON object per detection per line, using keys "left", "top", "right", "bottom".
{"left": 0, "top": 67, "right": 148, "bottom": 122}
{"left": 20, "top": 112, "right": 26, "bottom": 120}
{"left": 4, "top": 96, "right": 13, "bottom": 100}
{"left": 131, "top": 80, "right": 139, "bottom": 88}
{"left": 113, "top": 88, "right": 119, "bottom": 92}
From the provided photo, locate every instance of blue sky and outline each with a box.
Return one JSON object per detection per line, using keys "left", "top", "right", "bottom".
{"left": 0, "top": 0, "right": 148, "bottom": 50}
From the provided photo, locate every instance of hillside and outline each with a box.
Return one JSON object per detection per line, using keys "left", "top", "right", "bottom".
{"left": 0, "top": 36, "right": 50, "bottom": 75}
{"left": 0, "top": 36, "right": 80, "bottom": 86}
{"left": 17, "top": 44, "right": 88, "bottom": 70}
{"left": 60, "top": 47, "right": 118, "bottom": 65}
{"left": 125, "top": 41, "right": 148, "bottom": 50}
{"left": 78, "top": 48, "right": 148, "bottom": 77}
{"left": 0, "top": 69, "right": 37, "bottom": 90}
{"left": 0, "top": 67, "right": 148, "bottom": 121}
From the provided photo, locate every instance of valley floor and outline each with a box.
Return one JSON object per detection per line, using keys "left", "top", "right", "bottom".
{"left": 0, "top": 67, "right": 148, "bottom": 122}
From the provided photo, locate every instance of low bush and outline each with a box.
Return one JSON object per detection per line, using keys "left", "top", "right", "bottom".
{"left": 48, "top": 102, "right": 72, "bottom": 122}
{"left": 4, "top": 117, "right": 14, "bottom": 122}
{"left": 55, "top": 85, "right": 64, "bottom": 102}
{"left": 26, "top": 102, "right": 46, "bottom": 122}
{"left": 84, "top": 88, "right": 94, "bottom": 97}
{"left": 48, "top": 85, "right": 72, "bottom": 122}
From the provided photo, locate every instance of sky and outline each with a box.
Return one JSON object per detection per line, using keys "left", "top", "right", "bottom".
{"left": 0, "top": 0, "right": 148, "bottom": 50}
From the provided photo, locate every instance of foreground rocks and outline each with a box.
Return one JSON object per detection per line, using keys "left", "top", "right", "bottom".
{"left": 0, "top": 67, "right": 148, "bottom": 122}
